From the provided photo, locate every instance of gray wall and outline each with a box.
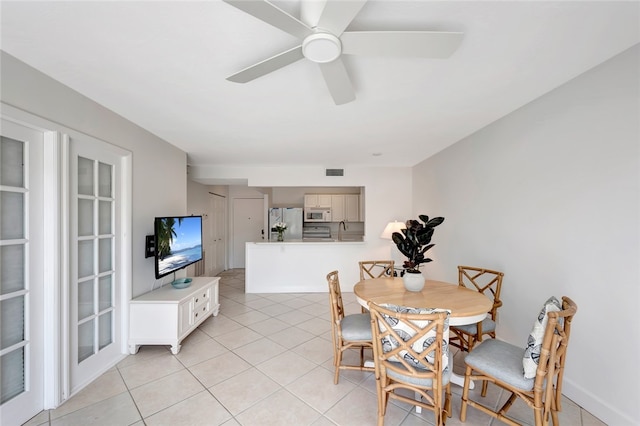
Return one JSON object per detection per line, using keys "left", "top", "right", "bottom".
{"left": 413, "top": 45, "right": 639, "bottom": 424}
{"left": 1, "top": 51, "right": 188, "bottom": 297}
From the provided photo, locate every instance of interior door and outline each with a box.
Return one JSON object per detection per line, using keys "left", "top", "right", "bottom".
{"left": 209, "top": 193, "right": 226, "bottom": 275}
{"left": 232, "top": 198, "right": 264, "bottom": 268}
{"left": 0, "top": 119, "right": 44, "bottom": 425}
{"left": 68, "top": 137, "right": 124, "bottom": 394}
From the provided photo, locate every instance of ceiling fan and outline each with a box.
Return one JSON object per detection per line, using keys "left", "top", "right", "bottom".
{"left": 223, "top": 0, "right": 463, "bottom": 105}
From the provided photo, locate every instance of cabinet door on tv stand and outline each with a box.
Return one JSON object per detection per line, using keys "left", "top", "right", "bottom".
{"left": 178, "top": 299, "right": 193, "bottom": 337}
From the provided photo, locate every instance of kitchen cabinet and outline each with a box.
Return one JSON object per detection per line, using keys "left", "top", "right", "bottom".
{"left": 129, "top": 276, "right": 220, "bottom": 355}
{"left": 331, "top": 194, "right": 359, "bottom": 222}
{"left": 345, "top": 194, "right": 360, "bottom": 222}
{"left": 304, "top": 194, "right": 332, "bottom": 208}
{"left": 331, "top": 195, "right": 346, "bottom": 221}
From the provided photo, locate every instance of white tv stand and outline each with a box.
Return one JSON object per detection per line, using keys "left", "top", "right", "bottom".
{"left": 129, "top": 276, "right": 220, "bottom": 355}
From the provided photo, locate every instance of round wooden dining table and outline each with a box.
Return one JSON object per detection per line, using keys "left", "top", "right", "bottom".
{"left": 353, "top": 277, "right": 492, "bottom": 327}
{"left": 354, "top": 276, "right": 493, "bottom": 391}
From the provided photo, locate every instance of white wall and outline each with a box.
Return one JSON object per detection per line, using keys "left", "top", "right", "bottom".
{"left": 413, "top": 45, "right": 639, "bottom": 424}
{"left": 186, "top": 179, "right": 211, "bottom": 218}
{"left": 1, "top": 51, "right": 188, "bottom": 298}
{"left": 186, "top": 179, "right": 212, "bottom": 276}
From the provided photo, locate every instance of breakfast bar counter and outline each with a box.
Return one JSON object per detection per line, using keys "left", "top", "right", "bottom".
{"left": 245, "top": 240, "right": 366, "bottom": 293}
{"left": 254, "top": 238, "right": 364, "bottom": 244}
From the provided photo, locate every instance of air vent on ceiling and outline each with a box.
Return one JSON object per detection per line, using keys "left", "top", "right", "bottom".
{"left": 326, "top": 168, "right": 344, "bottom": 177}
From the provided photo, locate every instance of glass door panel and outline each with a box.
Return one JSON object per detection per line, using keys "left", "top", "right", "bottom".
{"left": 77, "top": 157, "right": 94, "bottom": 196}
{"left": 70, "top": 143, "right": 121, "bottom": 394}
{"left": 1, "top": 191, "right": 24, "bottom": 239}
{"left": 0, "top": 135, "right": 27, "bottom": 406}
{"left": 0, "top": 245, "right": 24, "bottom": 295}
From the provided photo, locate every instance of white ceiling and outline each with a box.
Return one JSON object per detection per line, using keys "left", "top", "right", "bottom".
{"left": 1, "top": 1, "right": 638, "bottom": 168}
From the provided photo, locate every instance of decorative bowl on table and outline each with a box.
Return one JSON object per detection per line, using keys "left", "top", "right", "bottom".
{"left": 171, "top": 278, "right": 192, "bottom": 289}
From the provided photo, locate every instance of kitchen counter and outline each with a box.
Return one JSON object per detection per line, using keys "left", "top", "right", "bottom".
{"left": 245, "top": 240, "right": 367, "bottom": 292}
{"left": 255, "top": 237, "right": 364, "bottom": 244}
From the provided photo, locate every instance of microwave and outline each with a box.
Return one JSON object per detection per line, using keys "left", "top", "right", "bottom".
{"left": 305, "top": 208, "right": 332, "bottom": 222}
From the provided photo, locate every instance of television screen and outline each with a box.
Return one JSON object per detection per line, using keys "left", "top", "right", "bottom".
{"left": 154, "top": 216, "right": 203, "bottom": 279}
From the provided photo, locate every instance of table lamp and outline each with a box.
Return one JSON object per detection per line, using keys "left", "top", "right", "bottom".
{"left": 380, "top": 220, "right": 406, "bottom": 266}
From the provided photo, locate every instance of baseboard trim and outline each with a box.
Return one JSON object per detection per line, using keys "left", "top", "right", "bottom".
{"left": 563, "top": 377, "right": 635, "bottom": 425}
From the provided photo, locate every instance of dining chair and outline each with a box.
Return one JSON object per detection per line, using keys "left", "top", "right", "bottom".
{"left": 450, "top": 265, "right": 504, "bottom": 352}
{"left": 368, "top": 302, "right": 452, "bottom": 426}
{"left": 460, "top": 296, "right": 578, "bottom": 426}
{"left": 358, "top": 260, "right": 395, "bottom": 313}
{"left": 359, "top": 260, "right": 395, "bottom": 280}
{"left": 326, "top": 270, "right": 374, "bottom": 384}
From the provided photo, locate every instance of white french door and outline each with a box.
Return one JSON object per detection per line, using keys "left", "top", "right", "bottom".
{"left": 0, "top": 119, "right": 44, "bottom": 425}
{"left": 68, "top": 137, "right": 125, "bottom": 393}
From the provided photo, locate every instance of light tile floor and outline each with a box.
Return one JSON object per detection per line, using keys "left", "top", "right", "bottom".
{"left": 24, "top": 269, "right": 605, "bottom": 426}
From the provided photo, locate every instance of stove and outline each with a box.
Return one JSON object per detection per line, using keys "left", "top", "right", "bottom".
{"left": 302, "top": 225, "right": 331, "bottom": 240}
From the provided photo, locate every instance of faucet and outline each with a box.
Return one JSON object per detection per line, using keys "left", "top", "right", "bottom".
{"left": 338, "top": 221, "right": 347, "bottom": 241}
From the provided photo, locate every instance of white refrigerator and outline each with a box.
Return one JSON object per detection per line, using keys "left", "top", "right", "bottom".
{"left": 268, "top": 207, "right": 303, "bottom": 240}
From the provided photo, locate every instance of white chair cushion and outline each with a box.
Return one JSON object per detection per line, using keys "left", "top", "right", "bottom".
{"left": 466, "top": 339, "right": 534, "bottom": 391}
{"left": 522, "top": 296, "right": 561, "bottom": 379}
{"left": 341, "top": 313, "right": 373, "bottom": 341}
{"left": 377, "top": 304, "right": 450, "bottom": 371}
{"left": 451, "top": 317, "right": 496, "bottom": 334}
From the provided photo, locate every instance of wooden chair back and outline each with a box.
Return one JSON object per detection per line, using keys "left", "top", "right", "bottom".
{"left": 368, "top": 302, "right": 451, "bottom": 425}
{"left": 460, "top": 296, "right": 578, "bottom": 426}
{"left": 326, "top": 270, "right": 373, "bottom": 384}
{"left": 533, "top": 296, "right": 578, "bottom": 419}
{"left": 359, "top": 260, "right": 395, "bottom": 280}
{"left": 458, "top": 265, "right": 504, "bottom": 321}
{"left": 327, "top": 270, "right": 345, "bottom": 324}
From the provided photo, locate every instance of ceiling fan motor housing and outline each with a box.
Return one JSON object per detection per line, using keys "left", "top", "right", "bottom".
{"left": 302, "top": 32, "right": 342, "bottom": 63}
{"left": 223, "top": 0, "right": 464, "bottom": 105}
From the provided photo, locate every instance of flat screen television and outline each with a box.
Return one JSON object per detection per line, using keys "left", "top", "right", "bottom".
{"left": 154, "top": 215, "right": 203, "bottom": 279}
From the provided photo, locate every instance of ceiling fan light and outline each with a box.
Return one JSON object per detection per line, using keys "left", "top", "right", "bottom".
{"left": 302, "top": 33, "right": 342, "bottom": 63}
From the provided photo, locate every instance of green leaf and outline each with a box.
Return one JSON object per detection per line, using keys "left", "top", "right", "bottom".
{"left": 426, "top": 217, "right": 445, "bottom": 227}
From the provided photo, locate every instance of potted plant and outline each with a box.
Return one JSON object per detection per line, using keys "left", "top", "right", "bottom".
{"left": 391, "top": 214, "right": 445, "bottom": 291}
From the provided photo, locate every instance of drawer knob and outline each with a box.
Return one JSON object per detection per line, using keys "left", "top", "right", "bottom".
{"left": 195, "top": 298, "right": 199, "bottom": 303}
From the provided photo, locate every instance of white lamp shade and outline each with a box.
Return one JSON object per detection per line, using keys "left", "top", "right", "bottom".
{"left": 380, "top": 220, "right": 406, "bottom": 239}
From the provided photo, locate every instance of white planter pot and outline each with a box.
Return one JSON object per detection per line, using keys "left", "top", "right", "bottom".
{"left": 403, "top": 271, "right": 425, "bottom": 292}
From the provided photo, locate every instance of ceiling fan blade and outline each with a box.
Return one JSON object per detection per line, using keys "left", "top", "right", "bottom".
{"left": 318, "top": 59, "right": 355, "bottom": 105}
{"left": 227, "top": 46, "right": 304, "bottom": 83}
{"left": 315, "top": 0, "right": 368, "bottom": 36}
{"left": 341, "top": 31, "right": 464, "bottom": 58}
{"left": 223, "top": 0, "right": 313, "bottom": 39}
